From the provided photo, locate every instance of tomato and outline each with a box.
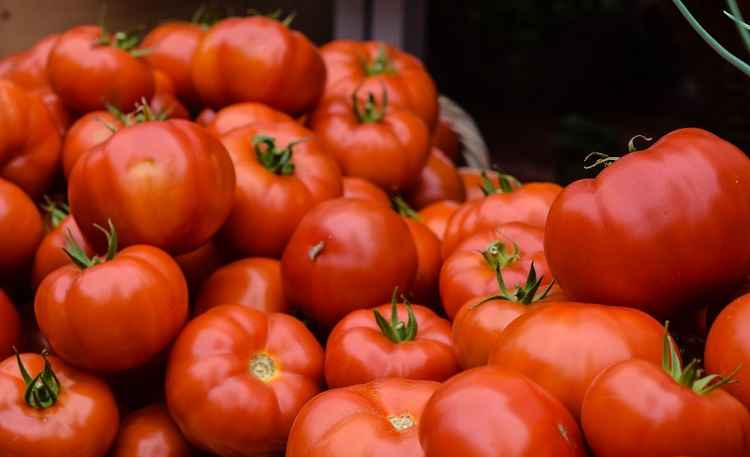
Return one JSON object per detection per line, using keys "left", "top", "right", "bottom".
{"left": 459, "top": 168, "right": 521, "bottom": 201}
{"left": 418, "top": 200, "right": 460, "bottom": 240}
{"left": 321, "top": 40, "right": 438, "bottom": 128}
{"left": 166, "top": 305, "right": 323, "bottom": 456}
{"left": 325, "top": 298, "right": 457, "bottom": 387}
{"left": 341, "top": 176, "right": 391, "bottom": 207}
{"left": 2, "top": 34, "right": 58, "bottom": 89}
{"left": 150, "top": 70, "right": 189, "bottom": 120}
{"left": 195, "top": 108, "right": 216, "bottom": 126}
{"left": 0, "top": 351, "right": 119, "bottom": 457}
{"left": 192, "top": 16, "right": 325, "bottom": 113}
{"left": 489, "top": 302, "right": 665, "bottom": 418}
{"left": 431, "top": 117, "right": 460, "bottom": 162}
{"left": 173, "top": 239, "right": 227, "bottom": 294}
{"left": 419, "top": 366, "right": 586, "bottom": 457}
{"left": 35, "top": 223, "right": 188, "bottom": 372}
{"left": 69, "top": 119, "right": 236, "bottom": 255}
{"left": 0, "top": 178, "right": 43, "bottom": 277}
{"left": 582, "top": 329, "right": 750, "bottom": 457}
{"left": 287, "top": 378, "right": 439, "bottom": 457}
{"left": 311, "top": 88, "right": 430, "bottom": 192}
{"left": 0, "top": 79, "right": 61, "bottom": 198}
{"left": 61, "top": 108, "right": 125, "bottom": 178}
{"left": 0, "top": 290, "right": 20, "bottom": 360}
{"left": 404, "top": 147, "right": 465, "bottom": 209}
{"left": 111, "top": 404, "right": 192, "bottom": 457}
{"left": 195, "top": 257, "right": 289, "bottom": 314}
{"left": 282, "top": 198, "right": 418, "bottom": 327}
{"left": 206, "top": 102, "right": 294, "bottom": 137}
{"left": 33, "top": 87, "right": 71, "bottom": 135}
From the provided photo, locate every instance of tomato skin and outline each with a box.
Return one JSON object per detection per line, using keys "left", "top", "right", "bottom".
{"left": 287, "top": 378, "right": 439, "bottom": 457}
{"left": 195, "top": 257, "right": 289, "bottom": 314}
{"left": 206, "top": 102, "right": 294, "bottom": 137}
{"left": 0, "top": 353, "right": 119, "bottom": 457}
{"left": 69, "top": 120, "right": 236, "bottom": 255}
{"left": 546, "top": 128, "right": 750, "bottom": 318}
{"left": 61, "top": 110, "right": 123, "bottom": 178}
{"left": 31, "top": 215, "right": 94, "bottom": 288}
{"left": 219, "top": 121, "right": 342, "bottom": 258}
{"left": 581, "top": 359, "right": 750, "bottom": 457}
{"left": 431, "top": 118, "right": 460, "bottom": 162}
{"left": 341, "top": 176, "right": 391, "bottom": 207}
{"left": 419, "top": 366, "right": 586, "bottom": 457}
{"left": 404, "top": 218, "right": 443, "bottom": 305}
{"left": 0, "top": 178, "right": 43, "bottom": 277}
{"left": 34, "top": 87, "right": 71, "bottom": 135}
{"left": 35, "top": 245, "right": 188, "bottom": 372}
{"left": 150, "top": 71, "right": 189, "bottom": 120}
{"left": 195, "top": 108, "right": 216, "bottom": 127}
{"left": 404, "top": 147, "right": 465, "bottom": 209}
{"left": 0, "top": 290, "right": 21, "bottom": 360}
{"left": 166, "top": 305, "right": 323, "bottom": 456}
{"left": 489, "top": 302, "right": 665, "bottom": 418}
{"left": 282, "top": 198, "right": 418, "bottom": 328}
{"left": 173, "top": 239, "right": 227, "bottom": 294}
{"left": 111, "top": 404, "right": 192, "bottom": 457}
{"left": 418, "top": 200, "right": 460, "bottom": 241}
{"left": 2, "top": 34, "right": 59, "bottom": 90}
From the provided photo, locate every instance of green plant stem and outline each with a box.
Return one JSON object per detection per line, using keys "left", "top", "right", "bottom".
{"left": 726, "top": 0, "right": 750, "bottom": 57}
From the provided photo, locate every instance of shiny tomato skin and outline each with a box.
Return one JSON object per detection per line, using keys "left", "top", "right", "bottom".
{"left": 418, "top": 200, "right": 460, "bottom": 241}
{"left": 69, "top": 119, "right": 236, "bottom": 255}
{"left": 31, "top": 215, "right": 94, "bottom": 288}
{"left": 0, "top": 290, "right": 21, "bottom": 360}
{"left": 61, "top": 110, "right": 123, "bottom": 178}
{"left": 405, "top": 218, "right": 443, "bottom": 305}
{"left": 325, "top": 303, "right": 458, "bottom": 387}
{"left": 0, "top": 353, "right": 119, "bottom": 457}
{"left": 2, "top": 34, "right": 59, "bottom": 89}
{"left": 546, "top": 128, "right": 750, "bottom": 318}
{"left": 166, "top": 305, "right": 324, "bottom": 456}
{"left": 0, "top": 178, "right": 43, "bottom": 277}
{"left": 431, "top": 117, "right": 460, "bottom": 161}
{"left": 581, "top": 359, "right": 750, "bottom": 457}
{"left": 111, "top": 404, "right": 192, "bottom": 457}
{"left": 34, "top": 87, "right": 71, "bottom": 135}
{"left": 282, "top": 198, "right": 418, "bottom": 328}
{"left": 341, "top": 176, "right": 391, "bottom": 207}
{"left": 489, "top": 301, "right": 665, "bottom": 418}
{"left": 149, "top": 71, "right": 190, "bottom": 120}
{"left": 206, "top": 102, "right": 294, "bottom": 137}
{"left": 287, "top": 378, "right": 439, "bottom": 457}
{"left": 404, "top": 147, "right": 465, "bottom": 209}
{"left": 219, "top": 121, "right": 342, "bottom": 258}
{"left": 419, "top": 366, "right": 586, "bottom": 457}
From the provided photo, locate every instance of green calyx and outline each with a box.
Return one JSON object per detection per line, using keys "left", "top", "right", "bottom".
{"left": 63, "top": 219, "right": 118, "bottom": 269}
{"left": 352, "top": 87, "right": 388, "bottom": 124}
{"left": 482, "top": 241, "right": 520, "bottom": 272}
{"left": 373, "top": 288, "right": 418, "bottom": 343}
{"left": 248, "top": 8, "right": 296, "bottom": 27}
{"left": 583, "top": 134, "right": 653, "bottom": 170}
{"left": 191, "top": 4, "right": 226, "bottom": 29}
{"left": 253, "top": 134, "right": 306, "bottom": 176}
{"left": 476, "top": 255, "right": 553, "bottom": 307}
{"left": 479, "top": 170, "right": 521, "bottom": 196}
{"left": 131, "top": 99, "right": 170, "bottom": 123}
{"left": 94, "top": 28, "right": 149, "bottom": 57}
{"left": 391, "top": 196, "right": 421, "bottom": 221}
{"left": 14, "top": 348, "right": 60, "bottom": 410}
{"left": 41, "top": 197, "right": 69, "bottom": 230}
{"left": 365, "top": 45, "right": 395, "bottom": 76}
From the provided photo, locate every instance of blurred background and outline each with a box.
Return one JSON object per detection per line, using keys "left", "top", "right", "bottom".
{"left": 1, "top": 0, "right": 746, "bottom": 184}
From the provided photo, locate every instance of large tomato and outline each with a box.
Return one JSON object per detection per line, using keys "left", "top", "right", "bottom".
{"left": 458, "top": 168, "right": 521, "bottom": 201}
{"left": 0, "top": 178, "right": 43, "bottom": 277}
{"left": 431, "top": 117, "right": 460, "bottom": 161}
{"left": 287, "top": 378, "right": 439, "bottom": 457}
{"left": 419, "top": 366, "right": 586, "bottom": 457}
{"left": 0, "top": 351, "right": 119, "bottom": 457}
{"left": 166, "top": 305, "right": 323, "bottom": 456}
{"left": 61, "top": 108, "right": 126, "bottom": 178}
{"left": 341, "top": 176, "right": 391, "bottom": 207}
{"left": 69, "top": 119, "right": 236, "bottom": 255}
{"left": 33, "top": 87, "right": 71, "bottom": 135}
{"left": 0, "top": 290, "right": 20, "bottom": 360}
{"left": 320, "top": 40, "right": 438, "bottom": 128}
{"left": 418, "top": 200, "right": 460, "bottom": 241}
{"left": 111, "top": 404, "right": 192, "bottom": 457}
{"left": 173, "top": 239, "right": 228, "bottom": 294}
{"left": 206, "top": 102, "right": 294, "bottom": 137}
{"left": 219, "top": 121, "right": 342, "bottom": 257}
{"left": 48, "top": 25, "right": 154, "bottom": 112}
{"left": 404, "top": 147, "right": 465, "bottom": 209}
{"left": 0, "top": 79, "right": 61, "bottom": 198}
{"left": 489, "top": 302, "right": 665, "bottom": 418}
{"left": 2, "top": 34, "right": 59, "bottom": 89}
{"left": 35, "top": 223, "right": 189, "bottom": 372}
{"left": 149, "top": 70, "right": 189, "bottom": 120}
{"left": 282, "top": 198, "right": 418, "bottom": 328}
{"left": 311, "top": 89, "right": 430, "bottom": 192}
{"left": 195, "top": 257, "right": 289, "bottom": 314}
{"left": 325, "top": 299, "right": 458, "bottom": 387}
{"left": 192, "top": 16, "right": 326, "bottom": 113}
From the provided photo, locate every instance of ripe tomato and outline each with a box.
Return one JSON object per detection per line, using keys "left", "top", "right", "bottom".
{"left": 48, "top": 25, "right": 154, "bottom": 112}
{"left": 431, "top": 117, "right": 460, "bottom": 161}
{"left": 206, "top": 102, "right": 294, "bottom": 137}
{"left": 0, "top": 79, "right": 61, "bottom": 198}
{"left": 0, "top": 290, "right": 20, "bottom": 360}
{"left": 489, "top": 302, "right": 665, "bottom": 418}
{"left": 166, "top": 305, "right": 323, "bottom": 456}
{"left": 2, "top": 34, "right": 59, "bottom": 90}
{"left": 459, "top": 168, "right": 520, "bottom": 201}
{"left": 282, "top": 198, "right": 418, "bottom": 328}
{"left": 311, "top": 89, "right": 430, "bottom": 192}
{"left": 418, "top": 200, "right": 460, "bottom": 240}
{"left": 321, "top": 40, "right": 438, "bottom": 128}
{"left": 546, "top": 129, "right": 750, "bottom": 317}
{"left": 61, "top": 108, "right": 126, "bottom": 178}
{"left": 35, "top": 223, "right": 189, "bottom": 372}
{"left": 111, "top": 404, "right": 192, "bottom": 457}
{"left": 195, "top": 257, "right": 289, "bottom": 314}
{"left": 404, "top": 147, "right": 465, "bottom": 209}
{"left": 219, "top": 121, "right": 342, "bottom": 258}
{"left": 325, "top": 298, "right": 458, "bottom": 387}
{"left": 192, "top": 16, "right": 326, "bottom": 114}
{"left": 0, "top": 178, "right": 43, "bottom": 277}
{"left": 287, "top": 378, "right": 439, "bottom": 457}
{"left": 173, "top": 239, "right": 227, "bottom": 294}
{"left": 0, "top": 351, "right": 119, "bottom": 457}
{"left": 341, "top": 176, "right": 391, "bottom": 207}
{"left": 419, "top": 366, "right": 586, "bottom": 457}
{"left": 69, "top": 119, "right": 236, "bottom": 255}
{"left": 33, "top": 87, "right": 71, "bottom": 135}
{"left": 195, "top": 108, "right": 216, "bottom": 126}
{"left": 149, "top": 70, "right": 189, "bottom": 120}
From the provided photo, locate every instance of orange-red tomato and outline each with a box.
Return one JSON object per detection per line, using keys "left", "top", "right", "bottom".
{"left": 459, "top": 167, "right": 520, "bottom": 201}
{"left": 195, "top": 257, "right": 288, "bottom": 314}
{"left": 61, "top": 109, "right": 124, "bottom": 178}
{"left": 0, "top": 290, "right": 20, "bottom": 360}
{"left": 405, "top": 147, "right": 465, "bottom": 209}
{"left": 195, "top": 108, "right": 216, "bottom": 126}
{"left": 0, "top": 178, "right": 43, "bottom": 277}
{"left": 341, "top": 176, "right": 391, "bottom": 207}
{"left": 166, "top": 305, "right": 324, "bottom": 456}
{"left": 31, "top": 210, "right": 93, "bottom": 288}
{"left": 206, "top": 102, "right": 294, "bottom": 137}
{"left": 418, "top": 200, "right": 460, "bottom": 241}
{"left": 419, "top": 366, "right": 586, "bottom": 457}
{"left": 431, "top": 117, "right": 460, "bottom": 162}
{"left": 150, "top": 70, "right": 189, "bottom": 120}
{"left": 173, "top": 239, "right": 227, "bottom": 294}
{"left": 287, "top": 378, "right": 439, "bottom": 457}
{"left": 404, "top": 218, "right": 442, "bottom": 305}
{"left": 111, "top": 404, "right": 192, "bottom": 457}
{"left": 34, "top": 86, "right": 71, "bottom": 135}
{"left": 2, "top": 34, "right": 59, "bottom": 90}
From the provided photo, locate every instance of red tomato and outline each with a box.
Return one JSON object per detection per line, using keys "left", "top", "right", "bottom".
{"left": 459, "top": 167, "right": 521, "bottom": 201}
{"left": 206, "top": 102, "right": 294, "bottom": 137}
{"left": 311, "top": 89, "right": 430, "bottom": 192}
{"left": 33, "top": 86, "right": 71, "bottom": 135}
{"left": 150, "top": 71, "right": 189, "bottom": 120}
{"left": 0, "top": 178, "right": 43, "bottom": 277}
{"left": 0, "top": 79, "right": 61, "bottom": 198}
{"left": 69, "top": 119, "right": 236, "bottom": 255}
{"left": 431, "top": 117, "right": 460, "bottom": 162}
{"left": 61, "top": 109, "right": 125, "bottom": 178}
{"left": 195, "top": 257, "right": 289, "bottom": 314}
{"left": 48, "top": 25, "right": 154, "bottom": 112}
{"left": 0, "top": 351, "right": 119, "bottom": 457}
{"left": 419, "top": 366, "right": 586, "bottom": 457}
{"left": 341, "top": 176, "right": 391, "bottom": 207}
{"left": 0, "top": 290, "right": 21, "bottom": 360}
{"left": 325, "top": 299, "right": 458, "bottom": 387}
{"left": 287, "top": 378, "right": 439, "bottom": 457}
{"left": 195, "top": 108, "right": 216, "bottom": 126}
{"left": 404, "top": 218, "right": 443, "bottom": 305}
{"left": 418, "top": 200, "right": 460, "bottom": 241}
{"left": 35, "top": 224, "right": 189, "bottom": 372}
{"left": 2, "top": 34, "right": 59, "bottom": 89}
{"left": 489, "top": 302, "right": 665, "bottom": 418}
{"left": 282, "top": 198, "right": 418, "bottom": 328}
{"left": 321, "top": 40, "right": 438, "bottom": 128}
{"left": 166, "top": 305, "right": 323, "bottom": 456}
{"left": 173, "top": 239, "right": 227, "bottom": 294}
{"left": 111, "top": 404, "right": 192, "bottom": 457}
{"left": 404, "top": 147, "right": 465, "bottom": 209}
{"left": 192, "top": 16, "right": 326, "bottom": 113}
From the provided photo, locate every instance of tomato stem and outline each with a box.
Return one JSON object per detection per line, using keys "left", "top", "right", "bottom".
{"left": 41, "top": 197, "right": 69, "bottom": 230}
{"left": 352, "top": 86, "right": 388, "bottom": 124}
{"left": 247, "top": 8, "right": 296, "bottom": 27}
{"left": 373, "top": 288, "right": 418, "bottom": 343}
{"left": 479, "top": 170, "right": 520, "bottom": 196}
{"left": 391, "top": 196, "right": 421, "bottom": 220}
{"left": 476, "top": 259, "right": 554, "bottom": 307}
{"left": 14, "top": 348, "right": 61, "bottom": 410}
{"left": 94, "top": 27, "right": 148, "bottom": 57}
{"left": 627, "top": 134, "right": 653, "bottom": 153}
{"left": 583, "top": 152, "right": 619, "bottom": 170}
{"left": 63, "top": 219, "right": 118, "bottom": 269}
{"left": 365, "top": 45, "right": 395, "bottom": 76}
{"left": 253, "top": 134, "right": 305, "bottom": 176}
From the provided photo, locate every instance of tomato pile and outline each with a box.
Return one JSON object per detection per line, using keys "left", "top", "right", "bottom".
{"left": 1, "top": 11, "right": 750, "bottom": 457}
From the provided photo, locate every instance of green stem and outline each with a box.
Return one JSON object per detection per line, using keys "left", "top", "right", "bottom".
{"left": 14, "top": 348, "right": 60, "bottom": 410}
{"left": 63, "top": 219, "right": 118, "bottom": 269}
{"left": 726, "top": 0, "right": 750, "bottom": 57}
{"left": 94, "top": 28, "right": 148, "bottom": 57}
{"left": 373, "top": 288, "right": 418, "bottom": 343}
{"left": 352, "top": 87, "right": 388, "bottom": 124}
{"left": 41, "top": 197, "right": 69, "bottom": 229}
{"left": 479, "top": 171, "right": 521, "bottom": 196}
{"left": 253, "top": 135, "right": 305, "bottom": 176}
{"left": 391, "top": 196, "right": 421, "bottom": 220}
{"left": 365, "top": 44, "right": 395, "bottom": 76}
{"left": 475, "top": 259, "right": 554, "bottom": 307}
